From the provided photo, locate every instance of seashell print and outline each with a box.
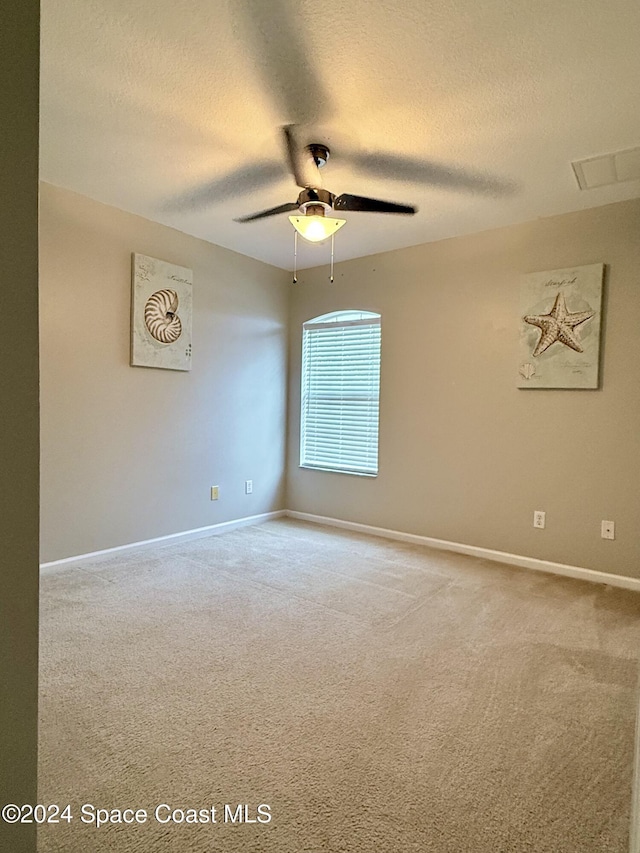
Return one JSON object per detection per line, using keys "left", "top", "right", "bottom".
{"left": 519, "top": 362, "right": 536, "bottom": 380}
{"left": 144, "top": 289, "right": 182, "bottom": 344}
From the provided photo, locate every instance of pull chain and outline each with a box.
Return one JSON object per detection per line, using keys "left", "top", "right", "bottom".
{"left": 330, "top": 233, "right": 335, "bottom": 283}
{"left": 292, "top": 230, "right": 298, "bottom": 283}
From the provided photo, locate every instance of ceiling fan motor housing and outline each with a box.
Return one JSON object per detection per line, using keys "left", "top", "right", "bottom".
{"left": 297, "top": 187, "right": 335, "bottom": 214}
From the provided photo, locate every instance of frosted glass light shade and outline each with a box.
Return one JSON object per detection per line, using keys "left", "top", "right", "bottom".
{"left": 289, "top": 215, "right": 346, "bottom": 243}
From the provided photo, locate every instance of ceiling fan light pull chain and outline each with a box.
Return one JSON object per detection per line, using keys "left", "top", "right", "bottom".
{"left": 330, "top": 233, "right": 335, "bottom": 283}
{"left": 293, "top": 230, "right": 298, "bottom": 284}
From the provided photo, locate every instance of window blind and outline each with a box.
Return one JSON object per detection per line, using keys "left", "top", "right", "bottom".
{"left": 300, "top": 313, "right": 381, "bottom": 475}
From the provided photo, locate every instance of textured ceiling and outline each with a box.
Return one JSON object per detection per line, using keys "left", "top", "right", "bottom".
{"left": 40, "top": 0, "right": 640, "bottom": 270}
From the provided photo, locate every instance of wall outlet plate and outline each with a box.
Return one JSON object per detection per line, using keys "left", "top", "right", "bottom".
{"left": 245, "top": 480, "right": 253, "bottom": 495}
{"left": 533, "top": 510, "right": 546, "bottom": 529}
{"left": 210, "top": 486, "right": 219, "bottom": 501}
{"left": 601, "top": 520, "right": 615, "bottom": 540}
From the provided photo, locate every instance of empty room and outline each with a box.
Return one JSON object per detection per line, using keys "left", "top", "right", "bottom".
{"left": 2, "top": 0, "right": 640, "bottom": 852}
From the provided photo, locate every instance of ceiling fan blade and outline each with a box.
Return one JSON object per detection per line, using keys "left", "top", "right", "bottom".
{"left": 347, "top": 152, "right": 517, "bottom": 196}
{"left": 334, "top": 194, "right": 416, "bottom": 215}
{"left": 283, "top": 125, "right": 308, "bottom": 189}
{"left": 283, "top": 125, "right": 322, "bottom": 189}
{"left": 234, "top": 201, "right": 299, "bottom": 223}
{"left": 162, "top": 161, "right": 286, "bottom": 213}
{"left": 232, "top": 0, "right": 329, "bottom": 125}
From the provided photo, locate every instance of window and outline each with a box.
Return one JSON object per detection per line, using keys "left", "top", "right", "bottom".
{"left": 300, "top": 310, "right": 381, "bottom": 476}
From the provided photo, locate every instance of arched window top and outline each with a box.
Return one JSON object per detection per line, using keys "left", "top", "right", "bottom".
{"left": 303, "top": 310, "right": 381, "bottom": 330}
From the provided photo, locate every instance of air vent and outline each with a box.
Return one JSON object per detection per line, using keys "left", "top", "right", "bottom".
{"left": 572, "top": 146, "right": 640, "bottom": 190}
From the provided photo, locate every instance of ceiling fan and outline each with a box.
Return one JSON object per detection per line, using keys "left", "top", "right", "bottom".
{"left": 234, "top": 125, "right": 417, "bottom": 242}
{"left": 164, "top": 0, "right": 516, "bottom": 267}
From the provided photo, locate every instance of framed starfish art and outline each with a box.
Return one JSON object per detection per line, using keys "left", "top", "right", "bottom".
{"left": 518, "top": 263, "right": 604, "bottom": 389}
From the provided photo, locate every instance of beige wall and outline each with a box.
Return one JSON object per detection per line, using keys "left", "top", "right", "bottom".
{"left": 287, "top": 199, "right": 640, "bottom": 578}
{"left": 40, "top": 188, "right": 640, "bottom": 578}
{"left": 0, "top": 2, "right": 40, "bottom": 851}
{"left": 40, "top": 183, "right": 289, "bottom": 563}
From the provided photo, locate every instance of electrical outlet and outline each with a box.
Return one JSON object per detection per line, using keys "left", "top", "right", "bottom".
{"left": 533, "top": 510, "right": 546, "bottom": 529}
{"left": 601, "top": 520, "right": 615, "bottom": 540}
{"left": 210, "top": 486, "right": 219, "bottom": 501}
{"left": 245, "top": 480, "right": 253, "bottom": 495}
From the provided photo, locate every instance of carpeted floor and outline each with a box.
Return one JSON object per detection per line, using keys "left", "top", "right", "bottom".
{"left": 38, "top": 519, "right": 640, "bottom": 852}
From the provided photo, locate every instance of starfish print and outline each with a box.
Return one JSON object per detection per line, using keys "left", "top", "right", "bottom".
{"left": 523, "top": 292, "right": 594, "bottom": 357}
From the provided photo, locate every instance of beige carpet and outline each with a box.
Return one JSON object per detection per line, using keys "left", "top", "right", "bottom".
{"left": 38, "top": 519, "right": 640, "bottom": 852}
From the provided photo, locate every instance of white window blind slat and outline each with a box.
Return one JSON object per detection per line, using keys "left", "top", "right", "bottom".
{"left": 300, "top": 311, "right": 381, "bottom": 476}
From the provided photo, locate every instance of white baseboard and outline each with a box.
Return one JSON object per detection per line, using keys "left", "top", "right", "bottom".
{"left": 285, "top": 510, "right": 640, "bottom": 593}
{"left": 40, "top": 510, "right": 286, "bottom": 573}
{"left": 41, "top": 506, "right": 640, "bottom": 593}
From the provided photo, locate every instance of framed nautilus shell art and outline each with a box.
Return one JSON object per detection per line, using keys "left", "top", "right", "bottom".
{"left": 517, "top": 262, "right": 604, "bottom": 389}
{"left": 131, "top": 254, "right": 193, "bottom": 371}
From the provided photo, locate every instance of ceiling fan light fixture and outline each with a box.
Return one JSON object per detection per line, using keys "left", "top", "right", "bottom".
{"left": 288, "top": 214, "right": 346, "bottom": 243}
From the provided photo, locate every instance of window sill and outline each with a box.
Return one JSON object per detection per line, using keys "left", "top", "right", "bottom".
{"left": 299, "top": 465, "right": 377, "bottom": 478}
